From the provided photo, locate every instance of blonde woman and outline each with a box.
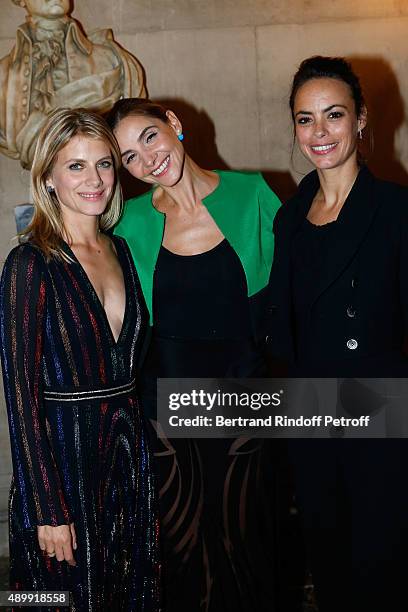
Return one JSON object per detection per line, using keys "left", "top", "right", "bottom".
{"left": 0, "top": 108, "right": 159, "bottom": 610}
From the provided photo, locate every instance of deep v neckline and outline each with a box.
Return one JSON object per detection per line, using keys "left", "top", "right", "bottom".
{"left": 62, "top": 236, "right": 129, "bottom": 346}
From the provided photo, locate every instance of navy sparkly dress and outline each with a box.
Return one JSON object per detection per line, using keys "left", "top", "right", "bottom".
{"left": 0, "top": 236, "right": 160, "bottom": 611}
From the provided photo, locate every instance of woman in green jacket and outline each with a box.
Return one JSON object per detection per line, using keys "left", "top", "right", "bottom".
{"left": 107, "top": 99, "right": 282, "bottom": 612}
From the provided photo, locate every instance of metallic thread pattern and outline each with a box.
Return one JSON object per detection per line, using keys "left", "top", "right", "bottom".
{"left": 0, "top": 237, "right": 160, "bottom": 611}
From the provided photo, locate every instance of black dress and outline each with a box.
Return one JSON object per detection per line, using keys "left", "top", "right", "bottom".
{"left": 289, "top": 218, "right": 408, "bottom": 612}
{"left": 291, "top": 218, "right": 338, "bottom": 363}
{"left": 142, "top": 240, "right": 277, "bottom": 612}
{"left": 0, "top": 237, "right": 160, "bottom": 611}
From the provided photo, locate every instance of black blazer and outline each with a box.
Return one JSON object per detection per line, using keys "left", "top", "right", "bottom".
{"left": 267, "top": 165, "right": 408, "bottom": 376}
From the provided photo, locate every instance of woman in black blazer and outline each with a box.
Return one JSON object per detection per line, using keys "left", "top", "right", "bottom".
{"left": 269, "top": 56, "right": 408, "bottom": 612}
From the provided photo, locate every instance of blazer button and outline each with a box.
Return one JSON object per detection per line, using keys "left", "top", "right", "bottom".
{"left": 346, "top": 338, "right": 358, "bottom": 350}
{"left": 346, "top": 306, "right": 356, "bottom": 318}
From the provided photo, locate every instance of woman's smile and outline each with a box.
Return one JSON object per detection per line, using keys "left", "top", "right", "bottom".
{"left": 310, "top": 142, "right": 338, "bottom": 155}
{"left": 77, "top": 190, "right": 106, "bottom": 200}
{"left": 151, "top": 155, "right": 170, "bottom": 177}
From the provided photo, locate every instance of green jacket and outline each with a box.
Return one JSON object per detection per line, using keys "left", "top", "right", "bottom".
{"left": 114, "top": 170, "right": 281, "bottom": 342}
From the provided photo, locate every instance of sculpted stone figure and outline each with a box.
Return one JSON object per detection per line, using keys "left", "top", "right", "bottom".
{"left": 0, "top": 0, "right": 146, "bottom": 169}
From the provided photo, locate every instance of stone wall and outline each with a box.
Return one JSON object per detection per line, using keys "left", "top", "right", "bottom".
{"left": 0, "top": 0, "right": 407, "bottom": 554}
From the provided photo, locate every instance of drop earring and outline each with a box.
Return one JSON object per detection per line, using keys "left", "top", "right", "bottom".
{"left": 358, "top": 129, "right": 363, "bottom": 140}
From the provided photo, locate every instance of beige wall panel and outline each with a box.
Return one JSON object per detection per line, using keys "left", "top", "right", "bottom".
{"left": 71, "top": 1, "right": 118, "bottom": 33}
{"left": 118, "top": 0, "right": 405, "bottom": 33}
{"left": 0, "top": 0, "right": 24, "bottom": 39}
{"left": 119, "top": 27, "right": 261, "bottom": 171}
{"left": 257, "top": 17, "right": 408, "bottom": 190}
{"left": 1, "top": 0, "right": 406, "bottom": 38}
{"left": 118, "top": 0, "right": 303, "bottom": 33}
{"left": 302, "top": 0, "right": 403, "bottom": 22}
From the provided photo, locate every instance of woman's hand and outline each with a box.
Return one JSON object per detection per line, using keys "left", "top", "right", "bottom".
{"left": 37, "top": 523, "right": 77, "bottom": 566}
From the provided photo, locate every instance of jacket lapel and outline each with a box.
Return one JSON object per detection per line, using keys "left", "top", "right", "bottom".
{"left": 308, "top": 165, "right": 381, "bottom": 306}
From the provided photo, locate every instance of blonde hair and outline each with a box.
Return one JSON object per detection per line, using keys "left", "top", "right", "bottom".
{"left": 22, "top": 108, "right": 122, "bottom": 261}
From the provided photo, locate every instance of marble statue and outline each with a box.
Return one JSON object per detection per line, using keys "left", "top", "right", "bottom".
{"left": 0, "top": 0, "right": 146, "bottom": 169}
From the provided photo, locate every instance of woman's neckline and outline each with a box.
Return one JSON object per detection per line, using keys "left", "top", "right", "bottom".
{"left": 160, "top": 238, "right": 227, "bottom": 258}
{"left": 304, "top": 217, "right": 338, "bottom": 229}
{"left": 304, "top": 166, "right": 361, "bottom": 227}
{"left": 150, "top": 169, "right": 222, "bottom": 214}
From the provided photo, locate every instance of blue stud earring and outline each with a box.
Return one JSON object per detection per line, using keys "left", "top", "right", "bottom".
{"left": 177, "top": 132, "right": 184, "bottom": 141}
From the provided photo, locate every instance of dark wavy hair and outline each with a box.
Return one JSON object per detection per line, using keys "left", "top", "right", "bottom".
{"left": 106, "top": 98, "right": 169, "bottom": 131}
{"left": 289, "top": 56, "right": 365, "bottom": 120}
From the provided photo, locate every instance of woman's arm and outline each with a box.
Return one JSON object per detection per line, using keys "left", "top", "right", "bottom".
{"left": 0, "top": 245, "right": 72, "bottom": 530}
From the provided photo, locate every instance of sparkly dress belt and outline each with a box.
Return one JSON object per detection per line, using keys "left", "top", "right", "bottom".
{"left": 43, "top": 379, "right": 136, "bottom": 403}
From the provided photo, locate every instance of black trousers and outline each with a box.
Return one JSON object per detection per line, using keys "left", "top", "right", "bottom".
{"left": 289, "top": 439, "right": 408, "bottom": 612}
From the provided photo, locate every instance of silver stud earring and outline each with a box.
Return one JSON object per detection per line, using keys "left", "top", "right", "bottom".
{"left": 46, "top": 185, "right": 55, "bottom": 193}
